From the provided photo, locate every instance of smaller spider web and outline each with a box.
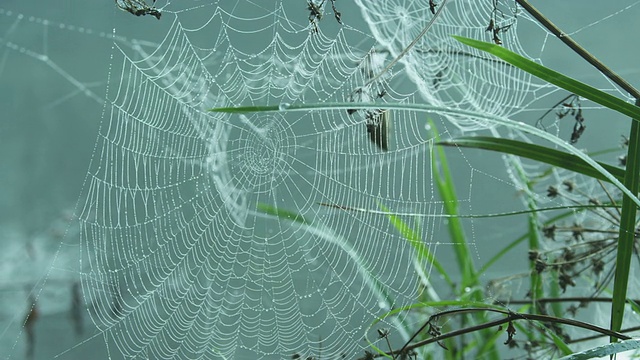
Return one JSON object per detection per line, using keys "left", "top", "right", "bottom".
{"left": 356, "top": 0, "right": 561, "bottom": 132}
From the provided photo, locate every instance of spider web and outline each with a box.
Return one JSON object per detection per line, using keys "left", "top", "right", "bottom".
{"left": 80, "top": 3, "right": 426, "bottom": 358}
{"left": 2, "top": 1, "right": 640, "bottom": 359}
{"left": 78, "top": 2, "right": 546, "bottom": 358}
{"left": 358, "top": 0, "right": 540, "bottom": 128}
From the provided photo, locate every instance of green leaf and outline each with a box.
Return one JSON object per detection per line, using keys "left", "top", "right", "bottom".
{"left": 210, "top": 105, "right": 280, "bottom": 113}
{"left": 437, "top": 136, "right": 625, "bottom": 183}
{"left": 557, "top": 339, "right": 640, "bottom": 360}
{"left": 209, "top": 101, "right": 640, "bottom": 209}
{"left": 548, "top": 328, "right": 574, "bottom": 356}
{"left": 453, "top": 36, "right": 640, "bottom": 123}
{"left": 611, "top": 116, "right": 640, "bottom": 336}
{"left": 429, "top": 122, "right": 478, "bottom": 288}
{"left": 256, "top": 203, "right": 310, "bottom": 224}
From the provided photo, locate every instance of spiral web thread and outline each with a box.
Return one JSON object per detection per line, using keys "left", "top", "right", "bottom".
{"left": 0, "top": 0, "right": 637, "bottom": 359}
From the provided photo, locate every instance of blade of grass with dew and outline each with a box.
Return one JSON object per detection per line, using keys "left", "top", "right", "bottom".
{"left": 430, "top": 120, "right": 501, "bottom": 360}
{"left": 257, "top": 203, "right": 310, "bottom": 224}
{"left": 210, "top": 102, "right": 640, "bottom": 209}
{"left": 429, "top": 120, "right": 477, "bottom": 289}
{"left": 628, "top": 299, "right": 640, "bottom": 318}
{"left": 557, "top": 339, "right": 640, "bottom": 360}
{"left": 438, "top": 136, "right": 625, "bottom": 183}
{"left": 548, "top": 327, "right": 574, "bottom": 356}
{"left": 452, "top": 36, "right": 640, "bottom": 123}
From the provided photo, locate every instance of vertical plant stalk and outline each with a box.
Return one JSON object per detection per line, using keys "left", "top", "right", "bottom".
{"left": 515, "top": 0, "right": 640, "bottom": 337}
{"left": 612, "top": 108, "right": 640, "bottom": 336}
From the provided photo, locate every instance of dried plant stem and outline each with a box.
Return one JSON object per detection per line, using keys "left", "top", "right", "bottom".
{"left": 515, "top": 0, "right": 639, "bottom": 98}
{"left": 387, "top": 307, "right": 630, "bottom": 359}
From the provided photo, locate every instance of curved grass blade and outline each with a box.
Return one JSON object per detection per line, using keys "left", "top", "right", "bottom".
{"left": 209, "top": 102, "right": 640, "bottom": 211}
{"left": 453, "top": 34, "right": 640, "bottom": 337}
{"left": 557, "top": 339, "right": 640, "bottom": 360}
{"left": 437, "top": 136, "right": 625, "bottom": 183}
{"left": 256, "top": 203, "right": 310, "bottom": 224}
{"left": 452, "top": 36, "right": 640, "bottom": 123}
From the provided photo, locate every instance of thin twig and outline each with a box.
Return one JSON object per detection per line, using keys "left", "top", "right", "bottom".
{"left": 497, "top": 296, "right": 640, "bottom": 305}
{"left": 568, "top": 325, "right": 640, "bottom": 344}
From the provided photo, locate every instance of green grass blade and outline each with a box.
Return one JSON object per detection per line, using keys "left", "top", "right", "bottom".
{"left": 431, "top": 121, "right": 500, "bottom": 359}
{"left": 557, "top": 339, "right": 640, "bottom": 360}
{"left": 435, "top": 34, "right": 640, "bottom": 338}
{"left": 548, "top": 328, "right": 574, "bottom": 356}
{"left": 209, "top": 101, "right": 640, "bottom": 208}
{"left": 430, "top": 121, "right": 478, "bottom": 288}
{"left": 256, "top": 203, "right": 310, "bottom": 224}
{"left": 438, "top": 136, "right": 625, "bottom": 183}
{"left": 453, "top": 36, "right": 640, "bottom": 123}
{"left": 611, "top": 117, "right": 640, "bottom": 336}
